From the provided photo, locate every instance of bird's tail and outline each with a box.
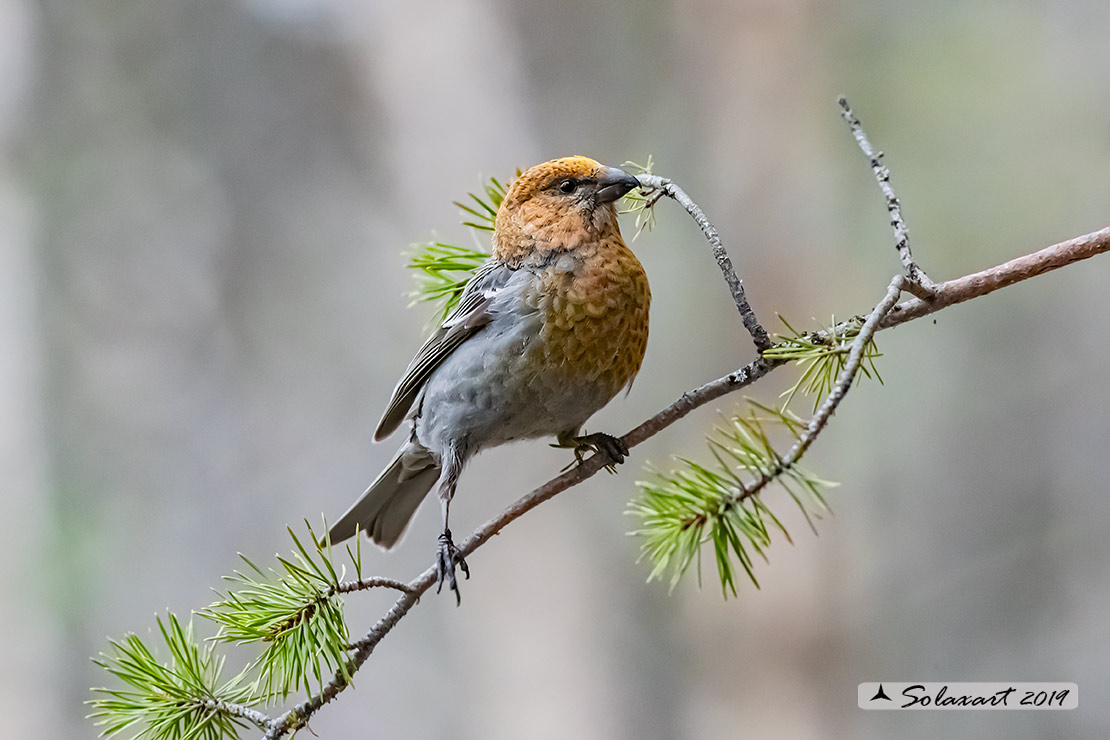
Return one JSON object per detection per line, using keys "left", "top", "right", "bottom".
{"left": 327, "top": 442, "right": 440, "bottom": 549}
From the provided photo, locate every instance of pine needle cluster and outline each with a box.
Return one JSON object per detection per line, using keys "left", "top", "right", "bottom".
{"left": 201, "top": 523, "right": 360, "bottom": 699}
{"left": 617, "top": 156, "right": 659, "bottom": 238}
{"left": 629, "top": 313, "right": 883, "bottom": 596}
{"left": 89, "top": 522, "right": 370, "bottom": 739}
{"left": 630, "top": 402, "right": 836, "bottom": 596}
{"left": 406, "top": 175, "right": 511, "bottom": 320}
{"left": 89, "top": 614, "right": 260, "bottom": 740}
{"left": 764, "top": 314, "right": 883, "bottom": 411}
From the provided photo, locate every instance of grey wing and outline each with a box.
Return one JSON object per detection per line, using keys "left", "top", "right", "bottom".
{"left": 374, "top": 259, "right": 514, "bottom": 440}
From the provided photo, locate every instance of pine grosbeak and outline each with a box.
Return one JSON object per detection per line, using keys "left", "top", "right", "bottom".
{"left": 328, "top": 156, "right": 650, "bottom": 602}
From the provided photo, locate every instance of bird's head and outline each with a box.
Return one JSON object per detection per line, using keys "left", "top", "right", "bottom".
{"left": 493, "top": 156, "right": 641, "bottom": 262}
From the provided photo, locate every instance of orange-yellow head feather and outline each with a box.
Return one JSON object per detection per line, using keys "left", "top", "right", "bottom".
{"left": 493, "top": 156, "right": 640, "bottom": 263}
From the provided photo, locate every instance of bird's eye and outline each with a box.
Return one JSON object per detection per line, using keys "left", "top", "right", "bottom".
{"left": 558, "top": 179, "right": 577, "bottom": 194}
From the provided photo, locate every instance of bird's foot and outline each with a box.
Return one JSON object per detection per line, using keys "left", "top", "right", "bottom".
{"left": 435, "top": 529, "right": 470, "bottom": 606}
{"left": 554, "top": 432, "right": 629, "bottom": 473}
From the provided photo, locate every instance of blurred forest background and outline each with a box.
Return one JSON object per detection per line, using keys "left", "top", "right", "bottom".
{"left": 2, "top": 0, "right": 1108, "bottom": 738}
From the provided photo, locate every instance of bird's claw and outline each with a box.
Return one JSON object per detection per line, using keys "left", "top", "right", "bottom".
{"left": 572, "top": 432, "right": 629, "bottom": 473}
{"left": 436, "top": 529, "right": 469, "bottom": 606}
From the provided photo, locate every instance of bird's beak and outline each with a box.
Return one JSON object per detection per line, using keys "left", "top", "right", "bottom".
{"left": 595, "top": 166, "right": 640, "bottom": 203}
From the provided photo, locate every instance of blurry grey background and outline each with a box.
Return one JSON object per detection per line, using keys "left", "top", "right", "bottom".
{"left": 2, "top": 0, "right": 1108, "bottom": 738}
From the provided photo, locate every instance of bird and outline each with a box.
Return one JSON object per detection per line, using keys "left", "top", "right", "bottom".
{"left": 327, "top": 156, "right": 650, "bottom": 603}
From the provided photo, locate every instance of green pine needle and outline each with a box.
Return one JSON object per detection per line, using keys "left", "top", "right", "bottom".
{"left": 763, "top": 314, "right": 884, "bottom": 412}
{"left": 406, "top": 241, "right": 491, "bottom": 320}
{"left": 406, "top": 174, "right": 510, "bottom": 320}
{"left": 451, "top": 173, "right": 512, "bottom": 231}
{"left": 629, "top": 402, "right": 837, "bottom": 597}
{"left": 631, "top": 309, "right": 887, "bottom": 598}
{"left": 89, "top": 613, "right": 258, "bottom": 740}
{"left": 618, "top": 156, "right": 658, "bottom": 238}
{"left": 200, "top": 522, "right": 356, "bottom": 702}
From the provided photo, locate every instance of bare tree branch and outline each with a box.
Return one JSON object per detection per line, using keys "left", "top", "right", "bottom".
{"left": 780, "top": 276, "right": 904, "bottom": 467}
{"left": 333, "top": 577, "right": 414, "bottom": 595}
{"left": 636, "top": 173, "right": 773, "bottom": 352}
{"left": 838, "top": 96, "right": 939, "bottom": 298}
{"left": 727, "top": 274, "right": 906, "bottom": 510}
{"left": 263, "top": 593, "right": 422, "bottom": 738}
{"left": 880, "top": 226, "right": 1110, "bottom": 327}
{"left": 199, "top": 700, "right": 272, "bottom": 733}
{"left": 260, "top": 221, "right": 1110, "bottom": 739}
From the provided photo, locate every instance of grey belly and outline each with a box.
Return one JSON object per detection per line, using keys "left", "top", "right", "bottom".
{"left": 414, "top": 317, "right": 614, "bottom": 456}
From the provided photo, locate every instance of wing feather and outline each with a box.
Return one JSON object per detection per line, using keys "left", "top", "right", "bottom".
{"left": 374, "top": 260, "right": 513, "bottom": 440}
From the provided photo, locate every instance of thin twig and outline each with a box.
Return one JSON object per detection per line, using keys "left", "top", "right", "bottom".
{"left": 732, "top": 275, "right": 905, "bottom": 507}
{"left": 258, "top": 223, "right": 1109, "bottom": 739}
{"left": 784, "top": 274, "right": 904, "bottom": 463}
{"left": 636, "top": 173, "right": 772, "bottom": 351}
{"left": 333, "top": 577, "right": 414, "bottom": 595}
{"left": 199, "top": 699, "right": 273, "bottom": 733}
{"left": 264, "top": 593, "right": 421, "bottom": 739}
{"left": 838, "top": 97, "right": 938, "bottom": 297}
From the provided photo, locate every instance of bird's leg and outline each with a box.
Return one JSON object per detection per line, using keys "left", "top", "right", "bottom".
{"left": 435, "top": 466, "right": 469, "bottom": 606}
{"left": 553, "top": 430, "right": 630, "bottom": 472}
